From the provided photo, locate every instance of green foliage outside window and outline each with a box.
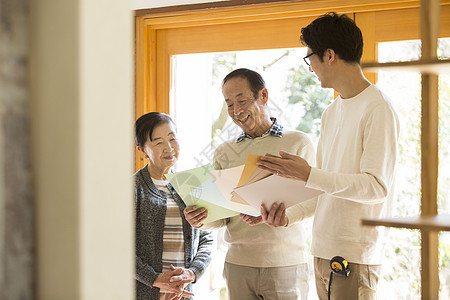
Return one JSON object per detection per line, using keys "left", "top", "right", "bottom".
{"left": 284, "top": 64, "right": 331, "bottom": 136}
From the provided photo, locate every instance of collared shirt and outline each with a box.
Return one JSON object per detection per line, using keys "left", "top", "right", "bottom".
{"left": 236, "top": 117, "right": 283, "bottom": 143}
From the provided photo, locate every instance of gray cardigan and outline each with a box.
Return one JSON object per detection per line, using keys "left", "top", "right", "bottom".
{"left": 134, "top": 165, "right": 213, "bottom": 299}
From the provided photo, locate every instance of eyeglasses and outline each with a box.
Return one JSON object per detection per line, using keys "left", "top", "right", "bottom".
{"left": 303, "top": 51, "right": 318, "bottom": 66}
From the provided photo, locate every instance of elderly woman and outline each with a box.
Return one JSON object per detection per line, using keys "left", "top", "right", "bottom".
{"left": 134, "top": 112, "right": 213, "bottom": 300}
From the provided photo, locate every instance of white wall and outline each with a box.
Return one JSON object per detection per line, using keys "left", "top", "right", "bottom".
{"left": 30, "top": 0, "right": 134, "bottom": 298}
{"left": 133, "top": 0, "right": 229, "bottom": 10}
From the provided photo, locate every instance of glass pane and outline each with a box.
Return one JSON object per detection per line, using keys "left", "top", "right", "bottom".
{"left": 171, "top": 48, "right": 333, "bottom": 300}
{"left": 439, "top": 72, "right": 450, "bottom": 216}
{"left": 378, "top": 40, "right": 422, "bottom": 218}
{"left": 440, "top": 232, "right": 450, "bottom": 299}
{"left": 438, "top": 39, "right": 450, "bottom": 300}
{"left": 377, "top": 39, "right": 422, "bottom": 300}
{"left": 438, "top": 38, "right": 450, "bottom": 215}
{"left": 377, "top": 38, "right": 450, "bottom": 299}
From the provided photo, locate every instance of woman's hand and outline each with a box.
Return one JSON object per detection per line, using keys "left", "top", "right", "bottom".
{"left": 168, "top": 265, "right": 195, "bottom": 300}
{"left": 168, "top": 289, "right": 195, "bottom": 300}
{"left": 169, "top": 265, "right": 196, "bottom": 284}
{"left": 152, "top": 267, "right": 194, "bottom": 298}
{"left": 183, "top": 206, "right": 208, "bottom": 228}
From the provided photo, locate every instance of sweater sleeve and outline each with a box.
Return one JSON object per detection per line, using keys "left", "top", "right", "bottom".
{"left": 285, "top": 197, "right": 317, "bottom": 225}
{"left": 306, "top": 103, "right": 399, "bottom": 204}
{"left": 285, "top": 136, "right": 318, "bottom": 225}
{"left": 134, "top": 171, "right": 161, "bottom": 289}
{"left": 201, "top": 218, "right": 228, "bottom": 230}
{"left": 135, "top": 255, "right": 159, "bottom": 287}
{"left": 189, "top": 229, "right": 214, "bottom": 282}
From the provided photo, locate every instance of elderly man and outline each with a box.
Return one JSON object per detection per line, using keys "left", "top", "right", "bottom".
{"left": 257, "top": 13, "right": 400, "bottom": 300}
{"left": 184, "top": 68, "right": 316, "bottom": 300}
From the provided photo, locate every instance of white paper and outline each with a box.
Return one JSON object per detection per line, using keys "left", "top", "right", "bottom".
{"left": 233, "top": 175, "right": 323, "bottom": 211}
{"left": 209, "top": 165, "right": 245, "bottom": 202}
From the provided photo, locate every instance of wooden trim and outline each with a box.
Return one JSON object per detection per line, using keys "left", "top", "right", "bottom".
{"left": 155, "top": 30, "right": 171, "bottom": 114}
{"left": 421, "top": 231, "right": 439, "bottom": 300}
{"left": 356, "top": 11, "right": 378, "bottom": 84}
{"left": 149, "top": 29, "right": 157, "bottom": 113}
{"left": 420, "top": 2, "right": 440, "bottom": 297}
{"left": 135, "top": 16, "right": 149, "bottom": 171}
{"left": 362, "top": 215, "right": 450, "bottom": 231}
{"left": 360, "top": 4, "right": 450, "bottom": 44}
{"left": 158, "top": 16, "right": 317, "bottom": 54}
{"left": 135, "top": 16, "right": 146, "bottom": 120}
{"left": 362, "top": 59, "right": 450, "bottom": 75}
{"left": 421, "top": 73, "right": 439, "bottom": 216}
{"left": 421, "top": 0, "right": 439, "bottom": 60}
{"left": 420, "top": 0, "right": 439, "bottom": 216}
{"left": 135, "top": 0, "right": 300, "bottom": 17}
{"left": 138, "top": 0, "right": 442, "bottom": 30}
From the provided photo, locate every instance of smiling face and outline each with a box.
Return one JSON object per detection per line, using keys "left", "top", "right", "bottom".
{"left": 138, "top": 121, "right": 179, "bottom": 179}
{"left": 222, "top": 76, "right": 271, "bottom": 138}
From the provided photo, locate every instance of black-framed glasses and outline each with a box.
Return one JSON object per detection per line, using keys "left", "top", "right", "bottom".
{"left": 303, "top": 51, "right": 318, "bottom": 66}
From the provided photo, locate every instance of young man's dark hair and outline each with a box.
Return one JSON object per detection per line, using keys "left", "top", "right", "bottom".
{"left": 300, "top": 12, "right": 364, "bottom": 64}
{"left": 222, "top": 68, "right": 266, "bottom": 99}
{"left": 135, "top": 112, "right": 175, "bottom": 147}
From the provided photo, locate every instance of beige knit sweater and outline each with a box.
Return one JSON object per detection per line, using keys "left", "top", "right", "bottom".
{"left": 203, "top": 129, "right": 316, "bottom": 267}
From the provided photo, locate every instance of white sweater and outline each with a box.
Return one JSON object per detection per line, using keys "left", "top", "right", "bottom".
{"left": 306, "top": 85, "right": 399, "bottom": 265}
{"left": 204, "top": 129, "right": 316, "bottom": 267}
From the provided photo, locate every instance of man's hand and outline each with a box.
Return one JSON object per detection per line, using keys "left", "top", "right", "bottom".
{"left": 240, "top": 213, "right": 263, "bottom": 226}
{"left": 261, "top": 203, "right": 288, "bottom": 227}
{"left": 183, "top": 206, "right": 207, "bottom": 228}
{"left": 257, "top": 151, "right": 312, "bottom": 182}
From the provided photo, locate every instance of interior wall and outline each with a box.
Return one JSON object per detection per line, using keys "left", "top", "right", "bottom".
{"left": 30, "top": 0, "right": 134, "bottom": 298}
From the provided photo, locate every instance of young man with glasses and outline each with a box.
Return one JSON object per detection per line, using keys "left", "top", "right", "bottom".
{"left": 258, "top": 12, "right": 399, "bottom": 299}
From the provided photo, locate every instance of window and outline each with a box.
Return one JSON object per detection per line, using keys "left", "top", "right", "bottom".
{"left": 376, "top": 38, "right": 450, "bottom": 299}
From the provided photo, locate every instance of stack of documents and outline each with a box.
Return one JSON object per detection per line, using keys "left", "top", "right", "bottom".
{"left": 166, "top": 155, "right": 322, "bottom": 223}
